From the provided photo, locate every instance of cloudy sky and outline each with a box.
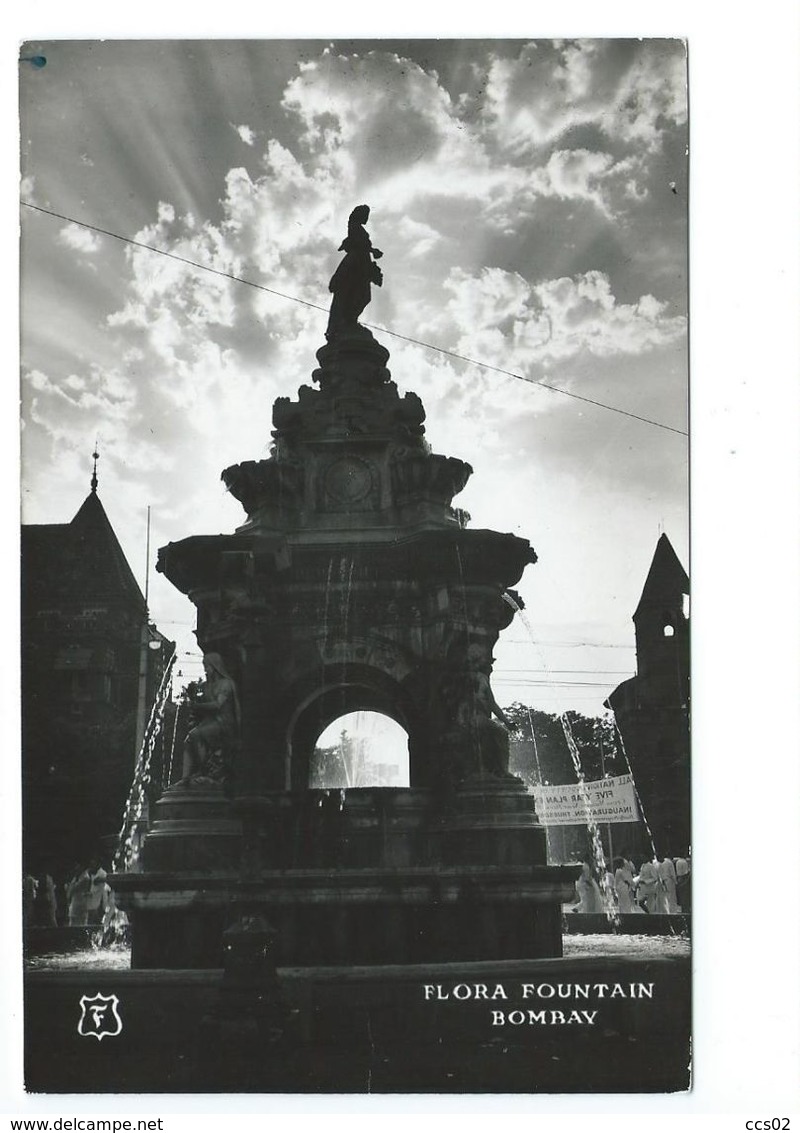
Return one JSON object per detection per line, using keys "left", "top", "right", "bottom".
{"left": 19, "top": 39, "right": 689, "bottom": 714}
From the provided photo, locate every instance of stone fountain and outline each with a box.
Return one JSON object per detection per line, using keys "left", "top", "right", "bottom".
{"left": 112, "top": 206, "right": 577, "bottom": 969}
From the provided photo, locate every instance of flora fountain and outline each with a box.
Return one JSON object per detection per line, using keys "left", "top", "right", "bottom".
{"left": 111, "top": 204, "right": 578, "bottom": 969}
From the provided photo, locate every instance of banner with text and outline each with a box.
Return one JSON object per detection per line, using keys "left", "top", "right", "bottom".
{"left": 532, "top": 774, "right": 640, "bottom": 826}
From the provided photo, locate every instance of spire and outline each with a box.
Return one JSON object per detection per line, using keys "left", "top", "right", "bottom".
{"left": 90, "top": 444, "right": 99, "bottom": 494}
{"left": 633, "top": 533, "right": 689, "bottom": 619}
{"left": 70, "top": 490, "right": 147, "bottom": 610}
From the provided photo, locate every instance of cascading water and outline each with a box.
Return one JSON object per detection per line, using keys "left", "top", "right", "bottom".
{"left": 607, "top": 720, "right": 681, "bottom": 932}
{"left": 321, "top": 556, "right": 335, "bottom": 650}
{"left": 339, "top": 552, "right": 355, "bottom": 668}
{"left": 523, "top": 706, "right": 556, "bottom": 862}
{"left": 609, "top": 715, "right": 660, "bottom": 866}
{"left": 501, "top": 591, "right": 620, "bottom": 924}
{"left": 93, "top": 650, "right": 176, "bottom": 949}
{"left": 502, "top": 584, "right": 664, "bottom": 900}
{"left": 560, "top": 711, "right": 619, "bottom": 924}
{"left": 113, "top": 649, "right": 176, "bottom": 875}
{"left": 165, "top": 698, "right": 182, "bottom": 791}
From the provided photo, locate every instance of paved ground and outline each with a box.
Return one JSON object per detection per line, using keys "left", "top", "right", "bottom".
{"left": 24, "top": 931, "right": 691, "bottom": 970}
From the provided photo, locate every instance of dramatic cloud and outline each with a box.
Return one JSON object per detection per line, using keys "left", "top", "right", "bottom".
{"left": 481, "top": 40, "right": 687, "bottom": 157}
{"left": 418, "top": 266, "right": 686, "bottom": 380}
{"left": 20, "top": 39, "right": 689, "bottom": 712}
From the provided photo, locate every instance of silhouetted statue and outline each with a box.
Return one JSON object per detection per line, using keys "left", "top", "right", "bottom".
{"left": 180, "top": 652, "right": 240, "bottom": 786}
{"left": 326, "top": 204, "right": 383, "bottom": 339}
{"left": 439, "top": 641, "right": 516, "bottom": 782}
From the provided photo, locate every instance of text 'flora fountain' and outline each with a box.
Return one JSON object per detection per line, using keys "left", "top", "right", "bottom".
{"left": 113, "top": 206, "right": 578, "bottom": 968}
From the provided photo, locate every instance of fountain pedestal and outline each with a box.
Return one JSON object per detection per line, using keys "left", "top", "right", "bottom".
{"left": 114, "top": 782, "right": 577, "bottom": 967}
{"left": 114, "top": 330, "right": 577, "bottom": 967}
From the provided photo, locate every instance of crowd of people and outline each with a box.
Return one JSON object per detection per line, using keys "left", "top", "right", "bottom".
{"left": 573, "top": 852, "right": 692, "bottom": 915}
{"left": 25, "top": 850, "right": 691, "bottom": 932}
{"left": 22, "top": 861, "right": 121, "bottom": 929}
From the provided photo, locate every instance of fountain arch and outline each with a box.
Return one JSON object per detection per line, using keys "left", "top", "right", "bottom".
{"left": 309, "top": 709, "right": 410, "bottom": 790}
{"left": 278, "top": 663, "right": 420, "bottom": 790}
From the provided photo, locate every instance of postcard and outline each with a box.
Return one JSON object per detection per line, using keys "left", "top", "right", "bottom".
{"left": 19, "top": 38, "right": 691, "bottom": 1097}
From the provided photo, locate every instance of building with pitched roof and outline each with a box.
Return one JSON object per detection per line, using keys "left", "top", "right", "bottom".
{"left": 21, "top": 464, "right": 173, "bottom": 886}
{"left": 606, "top": 534, "right": 690, "bottom": 858}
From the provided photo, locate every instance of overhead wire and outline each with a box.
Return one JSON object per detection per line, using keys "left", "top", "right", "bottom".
{"left": 21, "top": 201, "right": 688, "bottom": 437}
{"left": 22, "top": 203, "right": 664, "bottom": 719}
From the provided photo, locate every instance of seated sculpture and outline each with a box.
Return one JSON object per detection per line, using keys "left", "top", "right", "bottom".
{"left": 179, "top": 652, "right": 240, "bottom": 787}
{"left": 439, "top": 644, "right": 516, "bottom": 784}
{"left": 326, "top": 204, "right": 383, "bottom": 339}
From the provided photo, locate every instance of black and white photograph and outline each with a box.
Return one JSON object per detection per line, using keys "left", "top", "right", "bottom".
{"left": 9, "top": 19, "right": 799, "bottom": 1116}
{"left": 18, "top": 36, "right": 691, "bottom": 1094}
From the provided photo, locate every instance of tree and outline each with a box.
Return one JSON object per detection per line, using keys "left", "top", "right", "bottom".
{"left": 502, "top": 703, "right": 633, "bottom": 864}
{"left": 503, "top": 703, "right": 620, "bottom": 787}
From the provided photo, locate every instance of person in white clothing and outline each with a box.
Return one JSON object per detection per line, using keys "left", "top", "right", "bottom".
{"left": 65, "top": 866, "right": 91, "bottom": 927}
{"left": 636, "top": 860, "right": 659, "bottom": 913}
{"left": 658, "top": 856, "right": 679, "bottom": 914}
{"left": 675, "top": 856, "right": 691, "bottom": 913}
{"left": 86, "top": 864, "right": 109, "bottom": 926}
{"left": 575, "top": 859, "right": 604, "bottom": 913}
{"left": 613, "top": 856, "right": 635, "bottom": 913}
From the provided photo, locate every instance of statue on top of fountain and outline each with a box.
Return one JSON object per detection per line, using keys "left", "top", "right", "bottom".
{"left": 326, "top": 204, "right": 384, "bottom": 340}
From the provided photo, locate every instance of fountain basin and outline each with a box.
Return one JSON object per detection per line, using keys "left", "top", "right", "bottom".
{"left": 112, "top": 863, "right": 579, "bottom": 968}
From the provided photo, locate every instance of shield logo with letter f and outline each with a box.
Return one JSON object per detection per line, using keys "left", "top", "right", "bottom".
{"left": 77, "top": 992, "right": 123, "bottom": 1040}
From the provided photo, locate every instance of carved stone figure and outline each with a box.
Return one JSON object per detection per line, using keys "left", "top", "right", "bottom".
{"left": 180, "top": 653, "right": 240, "bottom": 786}
{"left": 473, "top": 715, "right": 513, "bottom": 778}
{"left": 437, "top": 640, "right": 515, "bottom": 782}
{"left": 326, "top": 205, "right": 383, "bottom": 339}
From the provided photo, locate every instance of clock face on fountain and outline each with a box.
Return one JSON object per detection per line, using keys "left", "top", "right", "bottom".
{"left": 324, "top": 456, "right": 375, "bottom": 507}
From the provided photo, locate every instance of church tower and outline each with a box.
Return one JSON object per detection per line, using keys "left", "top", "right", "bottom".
{"left": 607, "top": 533, "right": 690, "bottom": 856}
